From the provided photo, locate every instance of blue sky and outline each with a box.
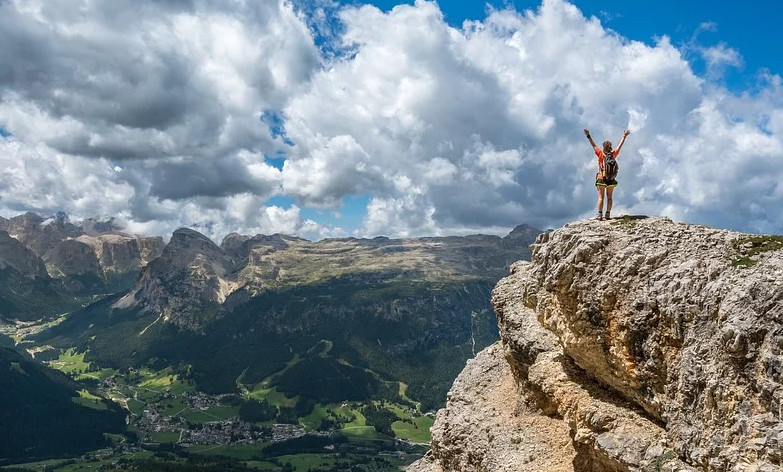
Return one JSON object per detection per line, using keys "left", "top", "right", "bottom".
{"left": 1, "top": 0, "right": 782, "bottom": 240}
{"left": 353, "top": 0, "right": 782, "bottom": 88}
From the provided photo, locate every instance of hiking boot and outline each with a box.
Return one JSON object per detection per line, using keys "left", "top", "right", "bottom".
{"left": 596, "top": 212, "right": 603, "bottom": 221}
{"left": 604, "top": 211, "right": 611, "bottom": 220}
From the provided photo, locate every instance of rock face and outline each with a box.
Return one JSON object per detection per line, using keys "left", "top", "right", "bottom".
{"left": 0, "top": 231, "right": 49, "bottom": 279}
{"left": 0, "top": 212, "right": 82, "bottom": 257}
{"left": 114, "top": 228, "right": 237, "bottom": 330}
{"left": 68, "top": 233, "right": 165, "bottom": 285}
{"left": 411, "top": 216, "right": 782, "bottom": 472}
{"left": 0, "top": 212, "right": 164, "bottom": 293}
{"left": 410, "top": 343, "right": 576, "bottom": 472}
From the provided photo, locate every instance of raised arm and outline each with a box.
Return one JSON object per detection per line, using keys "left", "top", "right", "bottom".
{"left": 615, "top": 129, "right": 631, "bottom": 155}
{"left": 584, "top": 129, "right": 598, "bottom": 150}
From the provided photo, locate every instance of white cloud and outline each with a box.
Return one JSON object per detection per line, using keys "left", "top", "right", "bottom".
{"left": 281, "top": 134, "right": 380, "bottom": 205}
{"left": 1, "top": 0, "right": 782, "bottom": 240}
{"left": 121, "top": 196, "right": 337, "bottom": 244}
{"left": 282, "top": 0, "right": 783, "bottom": 236}
{"left": 0, "top": 0, "right": 319, "bottom": 240}
{"left": 701, "top": 43, "right": 743, "bottom": 70}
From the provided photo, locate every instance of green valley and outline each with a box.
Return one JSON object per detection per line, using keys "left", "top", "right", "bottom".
{"left": 0, "top": 213, "right": 540, "bottom": 470}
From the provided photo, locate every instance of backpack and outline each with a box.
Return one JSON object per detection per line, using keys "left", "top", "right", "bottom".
{"left": 603, "top": 152, "right": 618, "bottom": 181}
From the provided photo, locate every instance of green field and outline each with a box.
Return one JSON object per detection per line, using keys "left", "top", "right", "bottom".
{"left": 343, "top": 406, "right": 366, "bottom": 428}
{"left": 340, "top": 425, "right": 387, "bottom": 439}
{"left": 155, "top": 397, "right": 187, "bottom": 418}
{"left": 299, "top": 403, "right": 328, "bottom": 430}
{"left": 71, "top": 389, "right": 110, "bottom": 410}
{"left": 244, "top": 386, "right": 298, "bottom": 408}
{"left": 136, "top": 368, "right": 194, "bottom": 394}
{"left": 392, "top": 416, "right": 434, "bottom": 443}
{"left": 75, "top": 367, "right": 116, "bottom": 381}
{"left": 46, "top": 348, "right": 91, "bottom": 374}
{"left": 125, "top": 398, "right": 146, "bottom": 416}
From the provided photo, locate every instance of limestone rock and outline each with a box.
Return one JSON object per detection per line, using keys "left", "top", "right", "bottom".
{"left": 47, "top": 239, "right": 102, "bottom": 277}
{"left": 426, "top": 342, "right": 576, "bottom": 472}
{"left": 73, "top": 233, "right": 164, "bottom": 275}
{"left": 115, "top": 228, "right": 237, "bottom": 330}
{"left": 411, "top": 216, "right": 782, "bottom": 472}
{"left": 0, "top": 212, "right": 164, "bottom": 291}
{"left": 2, "top": 212, "right": 82, "bottom": 259}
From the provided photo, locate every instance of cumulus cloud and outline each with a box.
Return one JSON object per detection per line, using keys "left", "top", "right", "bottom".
{"left": 1, "top": 0, "right": 782, "bottom": 240}
{"left": 281, "top": 0, "right": 783, "bottom": 236}
{"left": 121, "top": 196, "right": 333, "bottom": 244}
{"left": 0, "top": 138, "right": 135, "bottom": 216}
{"left": 701, "top": 43, "right": 743, "bottom": 71}
{"left": 0, "top": 0, "right": 321, "bottom": 240}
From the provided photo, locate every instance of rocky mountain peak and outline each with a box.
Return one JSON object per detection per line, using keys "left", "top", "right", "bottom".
{"left": 220, "top": 233, "right": 292, "bottom": 260}
{"left": 160, "top": 228, "right": 230, "bottom": 274}
{"left": 220, "top": 232, "right": 252, "bottom": 255}
{"left": 0, "top": 212, "right": 164, "bottom": 294}
{"left": 79, "top": 216, "right": 123, "bottom": 235}
{"left": 170, "top": 227, "right": 220, "bottom": 247}
{"left": 503, "top": 223, "right": 541, "bottom": 240}
{"left": 115, "top": 227, "right": 237, "bottom": 329}
{"left": 3, "top": 212, "right": 81, "bottom": 258}
{"left": 8, "top": 211, "right": 45, "bottom": 227}
{"left": 411, "top": 216, "right": 782, "bottom": 472}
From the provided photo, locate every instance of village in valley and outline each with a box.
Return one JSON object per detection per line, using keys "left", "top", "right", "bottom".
{"left": 1, "top": 329, "right": 430, "bottom": 471}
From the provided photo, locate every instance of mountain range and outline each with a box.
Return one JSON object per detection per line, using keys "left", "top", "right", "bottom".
{"left": 0, "top": 212, "right": 164, "bottom": 320}
{"left": 0, "top": 211, "right": 541, "bottom": 467}
{"left": 30, "top": 216, "right": 539, "bottom": 407}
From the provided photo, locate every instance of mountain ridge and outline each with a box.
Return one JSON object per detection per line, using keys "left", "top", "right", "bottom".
{"left": 114, "top": 220, "right": 541, "bottom": 331}
{"left": 0, "top": 346, "right": 126, "bottom": 464}
{"left": 0, "top": 212, "right": 164, "bottom": 301}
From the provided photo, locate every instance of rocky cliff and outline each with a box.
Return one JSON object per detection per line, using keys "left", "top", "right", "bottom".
{"left": 0, "top": 212, "right": 164, "bottom": 294}
{"left": 0, "top": 231, "right": 49, "bottom": 279}
{"left": 114, "top": 228, "right": 238, "bottom": 329}
{"left": 410, "top": 216, "right": 782, "bottom": 472}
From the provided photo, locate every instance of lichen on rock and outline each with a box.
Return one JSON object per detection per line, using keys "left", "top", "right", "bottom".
{"left": 410, "top": 216, "right": 783, "bottom": 472}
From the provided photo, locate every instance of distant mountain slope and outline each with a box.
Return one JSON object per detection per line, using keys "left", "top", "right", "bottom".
{"left": 0, "top": 231, "right": 79, "bottom": 321}
{"left": 117, "top": 227, "right": 536, "bottom": 331}
{"left": 0, "top": 230, "right": 48, "bottom": 278}
{"left": 0, "top": 333, "right": 13, "bottom": 348}
{"left": 0, "top": 347, "right": 126, "bottom": 464}
{"left": 0, "top": 212, "right": 164, "bottom": 297}
{"left": 37, "top": 224, "right": 541, "bottom": 410}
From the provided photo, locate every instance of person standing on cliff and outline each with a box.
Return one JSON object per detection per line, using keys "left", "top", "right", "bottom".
{"left": 584, "top": 128, "right": 631, "bottom": 220}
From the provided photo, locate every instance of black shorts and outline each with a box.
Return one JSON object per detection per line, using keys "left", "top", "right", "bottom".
{"left": 595, "top": 173, "right": 617, "bottom": 188}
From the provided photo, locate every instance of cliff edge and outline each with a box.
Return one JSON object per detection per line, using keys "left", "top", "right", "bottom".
{"left": 409, "top": 216, "right": 782, "bottom": 472}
